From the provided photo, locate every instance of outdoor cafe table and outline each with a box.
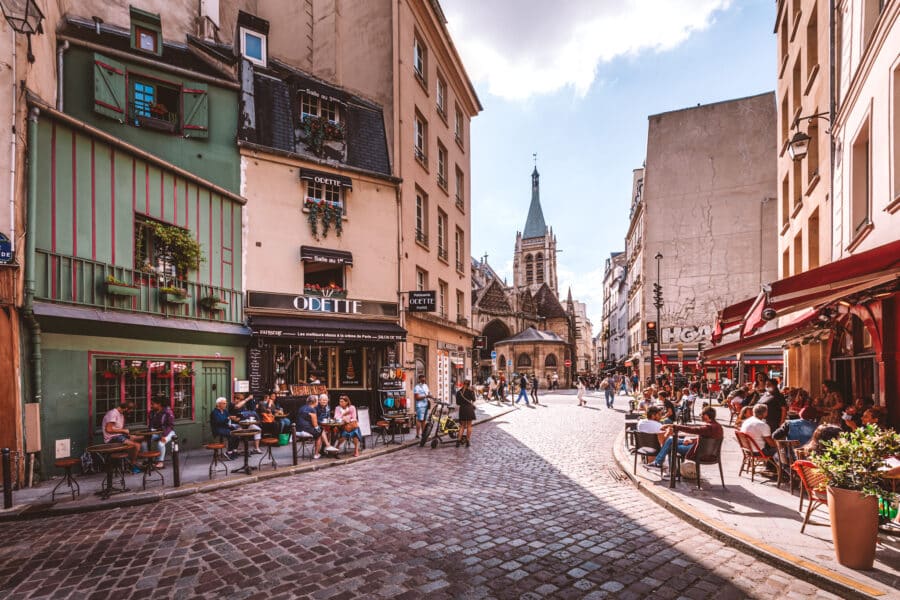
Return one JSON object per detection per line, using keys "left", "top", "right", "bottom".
{"left": 231, "top": 429, "right": 258, "bottom": 475}
{"left": 85, "top": 442, "right": 130, "bottom": 499}
{"left": 384, "top": 414, "right": 409, "bottom": 445}
{"left": 130, "top": 428, "right": 161, "bottom": 455}
{"left": 321, "top": 420, "right": 343, "bottom": 448}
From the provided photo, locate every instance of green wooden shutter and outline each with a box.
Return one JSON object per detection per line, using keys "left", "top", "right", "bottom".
{"left": 182, "top": 83, "right": 209, "bottom": 139}
{"left": 93, "top": 53, "right": 126, "bottom": 122}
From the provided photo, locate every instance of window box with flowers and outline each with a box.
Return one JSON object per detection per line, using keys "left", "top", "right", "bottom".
{"left": 104, "top": 275, "right": 141, "bottom": 297}
{"left": 299, "top": 115, "right": 347, "bottom": 159}
{"left": 304, "top": 197, "right": 344, "bottom": 239}
{"left": 160, "top": 286, "right": 190, "bottom": 305}
{"left": 199, "top": 294, "right": 228, "bottom": 312}
{"left": 304, "top": 283, "right": 347, "bottom": 298}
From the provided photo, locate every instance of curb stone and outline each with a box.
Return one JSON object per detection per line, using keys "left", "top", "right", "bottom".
{"left": 611, "top": 430, "right": 887, "bottom": 600}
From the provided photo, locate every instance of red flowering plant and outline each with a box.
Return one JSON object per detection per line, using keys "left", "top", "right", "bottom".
{"left": 300, "top": 115, "right": 346, "bottom": 157}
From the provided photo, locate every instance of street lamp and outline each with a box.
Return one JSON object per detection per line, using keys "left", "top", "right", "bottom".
{"left": 0, "top": 0, "right": 44, "bottom": 63}
{"left": 653, "top": 252, "right": 663, "bottom": 384}
{"left": 787, "top": 111, "right": 830, "bottom": 162}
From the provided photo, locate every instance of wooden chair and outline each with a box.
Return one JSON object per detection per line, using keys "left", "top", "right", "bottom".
{"left": 734, "top": 431, "right": 780, "bottom": 482}
{"left": 632, "top": 431, "right": 662, "bottom": 474}
{"left": 687, "top": 437, "right": 726, "bottom": 490}
{"left": 791, "top": 460, "right": 828, "bottom": 533}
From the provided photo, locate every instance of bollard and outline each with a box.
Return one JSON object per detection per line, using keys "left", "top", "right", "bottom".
{"left": 291, "top": 424, "right": 298, "bottom": 466}
{"left": 172, "top": 438, "right": 181, "bottom": 488}
{"left": 2, "top": 448, "right": 12, "bottom": 509}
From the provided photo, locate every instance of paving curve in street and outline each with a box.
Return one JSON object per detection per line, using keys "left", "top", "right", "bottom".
{"left": 1, "top": 392, "right": 839, "bottom": 600}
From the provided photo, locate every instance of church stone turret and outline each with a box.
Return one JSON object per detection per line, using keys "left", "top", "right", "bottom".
{"left": 513, "top": 166, "right": 558, "bottom": 296}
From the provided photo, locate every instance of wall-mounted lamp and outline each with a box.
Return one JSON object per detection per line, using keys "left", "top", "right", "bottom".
{"left": 788, "top": 111, "right": 831, "bottom": 163}
{"left": 0, "top": 0, "right": 45, "bottom": 62}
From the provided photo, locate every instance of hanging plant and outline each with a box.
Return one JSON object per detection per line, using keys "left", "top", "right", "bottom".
{"left": 304, "top": 199, "right": 343, "bottom": 239}
{"left": 300, "top": 115, "right": 346, "bottom": 157}
{"left": 145, "top": 221, "right": 205, "bottom": 278}
{"left": 306, "top": 200, "right": 320, "bottom": 238}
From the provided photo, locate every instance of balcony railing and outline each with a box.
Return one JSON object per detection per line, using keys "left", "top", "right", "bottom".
{"left": 414, "top": 146, "right": 428, "bottom": 166}
{"left": 34, "top": 249, "right": 244, "bottom": 324}
{"left": 416, "top": 230, "right": 429, "bottom": 246}
{"left": 438, "top": 247, "right": 448, "bottom": 261}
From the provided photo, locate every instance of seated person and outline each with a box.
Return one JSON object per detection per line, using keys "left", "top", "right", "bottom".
{"left": 230, "top": 393, "right": 262, "bottom": 454}
{"left": 786, "top": 388, "right": 811, "bottom": 415}
{"left": 658, "top": 391, "right": 676, "bottom": 424}
{"left": 861, "top": 407, "right": 886, "bottom": 429}
{"left": 772, "top": 406, "right": 818, "bottom": 447}
{"left": 799, "top": 424, "right": 843, "bottom": 458}
{"left": 842, "top": 397, "right": 875, "bottom": 431}
{"left": 637, "top": 406, "right": 667, "bottom": 447}
{"left": 210, "top": 397, "right": 239, "bottom": 458}
{"left": 334, "top": 395, "right": 362, "bottom": 457}
{"left": 740, "top": 404, "right": 777, "bottom": 457}
{"left": 317, "top": 393, "right": 333, "bottom": 449}
{"left": 735, "top": 405, "right": 754, "bottom": 429}
{"left": 637, "top": 388, "right": 654, "bottom": 413}
{"left": 647, "top": 406, "right": 723, "bottom": 472}
{"left": 147, "top": 396, "right": 176, "bottom": 469}
{"left": 258, "top": 392, "right": 291, "bottom": 435}
{"left": 297, "top": 395, "right": 324, "bottom": 459}
{"left": 101, "top": 401, "right": 142, "bottom": 472}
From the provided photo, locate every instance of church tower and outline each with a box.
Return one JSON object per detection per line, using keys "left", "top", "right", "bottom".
{"left": 513, "top": 166, "right": 558, "bottom": 296}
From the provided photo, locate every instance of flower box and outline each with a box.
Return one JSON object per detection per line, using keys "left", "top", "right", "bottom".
{"left": 304, "top": 289, "right": 347, "bottom": 299}
{"left": 105, "top": 282, "right": 141, "bottom": 297}
{"left": 199, "top": 296, "right": 228, "bottom": 311}
{"left": 161, "top": 291, "right": 190, "bottom": 305}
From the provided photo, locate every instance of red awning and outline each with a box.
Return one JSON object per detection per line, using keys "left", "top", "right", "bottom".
{"left": 705, "top": 309, "right": 819, "bottom": 360}
{"left": 713, "top": 239, "right": 900, "bottom": 337}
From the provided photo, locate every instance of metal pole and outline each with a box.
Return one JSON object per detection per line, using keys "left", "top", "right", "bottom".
{"left": 291, "top": 424, "right": 298, "bottom": 466}
{"left": 655, "top": 252, "right": 663, "bottom": 384}
{"left": 171, "top": 438, "right": 181, "bottom": 487}
{"left": 2, "top": 448, "right": 12, "bottom": 509}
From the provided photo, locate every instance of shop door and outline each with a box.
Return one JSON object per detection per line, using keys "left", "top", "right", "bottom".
{"left": 198, "top": 362, "right": 231, "bottom": 442}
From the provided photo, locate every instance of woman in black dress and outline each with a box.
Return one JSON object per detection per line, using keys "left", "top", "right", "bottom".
{"left": 456, "top": 379, "right": 477, "bottom": 447}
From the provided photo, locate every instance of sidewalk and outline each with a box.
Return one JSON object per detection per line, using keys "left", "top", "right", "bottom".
{"left": 1, "top": 401, "right": 513, "bottom": 522}
{"left": 612, "top": 404, "right": 900, "bottom": 599}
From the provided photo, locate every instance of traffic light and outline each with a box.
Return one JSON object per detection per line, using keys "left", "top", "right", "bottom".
{"left": 646, "top": 321, "right": 658, "bottom": 344}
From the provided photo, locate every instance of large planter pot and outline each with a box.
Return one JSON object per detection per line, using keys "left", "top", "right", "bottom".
{"left": 827, "top": 486, "right": 879, "bottom": 570}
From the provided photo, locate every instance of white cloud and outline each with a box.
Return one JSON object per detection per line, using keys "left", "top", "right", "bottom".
{"left": 444, "top": 0, "right": 732, "bottom": 100}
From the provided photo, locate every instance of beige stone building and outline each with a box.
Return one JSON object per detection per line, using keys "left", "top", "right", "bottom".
{"left": 635, "top": 94, "right": 779, "bottom": 383}
{"left": 625, "top": 169, "right": 645, "bottom": 376}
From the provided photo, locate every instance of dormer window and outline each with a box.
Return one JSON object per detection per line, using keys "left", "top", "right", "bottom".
{"left": 135, "top": 26, "right": 158, "bottom": 53}
{"left": 240, "top": 27, "right": 267, "bottom": 67}
{"left": 129, "top": 7, "right": 162, "bottom": 57}
{"left": 299, "top": 91, "right": 340, "bottom": 123}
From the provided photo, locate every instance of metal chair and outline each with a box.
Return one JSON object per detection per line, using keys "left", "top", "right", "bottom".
{"left": 51, "top": 457, "right": 81, "bottom": 501}
{"left": 734, "top": 431, "right": 780, "bottom": 482}
{"left": 138, "top": 450, "right": 165, "bottom": 490}
{"left": 687, "top": 437, "right": 725, "bottom": 490}
{"left": 293, "top": 429, "right": 314, "bottom": 460}
{"left": 205, "top": 442, "right": 229, "bottom": 479}
{"left": 632, "top": 431, "right": 662, "bottom": 474}
{"left": 258, "top": 437, "right": 279, "bottom": 471}
{"left": 792, "top": 460, "right": 829, "bottom": 533}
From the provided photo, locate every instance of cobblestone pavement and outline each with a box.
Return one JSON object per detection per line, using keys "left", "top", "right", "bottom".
{"left": 1, "top": 392, "right": 839, "bottom": 600}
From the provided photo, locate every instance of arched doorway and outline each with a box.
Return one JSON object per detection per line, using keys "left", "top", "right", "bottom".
{"left": 482, "top": 319, "right": 512, "bottom": 358}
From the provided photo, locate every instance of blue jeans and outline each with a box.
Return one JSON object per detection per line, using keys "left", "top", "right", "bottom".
{"left": 605, "top": 389, "right": 615, "bottom": 407}
{"left": 653, "top": 437, "right": 694, "bottom": 466}
{"left": 515, "top": 389, "right": 530, "bottom": 405}
{"left": 149, "top": 431, "right": 176, "bottom": 462}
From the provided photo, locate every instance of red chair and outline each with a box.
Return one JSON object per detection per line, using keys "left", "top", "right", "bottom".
{"left": 734, "top": 431, "right": 780, "bottom": 482}
{"left": 791, "top": 460, "right": 828, "bottom": 533}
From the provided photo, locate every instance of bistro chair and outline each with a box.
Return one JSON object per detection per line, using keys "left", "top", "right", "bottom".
{"left": 727, "top": 402, "right": 741, "bottom": 426}
{"left": 687, "top": 437, "right": 725, "bottom": 491}
{"left": 774, "top": 439, "right": 799, "bottom": 494}
{"left": 258, "top": 437, "right": 279, "bottom": 471}
{"left": 205, "top": 442, "right": 229, "bottom": 479}
{"left": 734, "top": 431, "right": 780, "bottom": 483}
{"left": 792, "top": 460, "right": 828, "bottom": 533}
{"left": 51, "top": 457, "right": 81, "bottom": 501}
{"left": 106, "top": 452, "right": 130, "bottom": 496}
{"left": 138, "top": 450, "right": 165, "bottom": 490}
{"left": 372, "top": 420, "right": 391, "bottom": 448}
{"left": 292, "top": 429, "right": 314, "bottom": 460}
{"left": 632, "top": 431, "right": 662, "bottom": 474}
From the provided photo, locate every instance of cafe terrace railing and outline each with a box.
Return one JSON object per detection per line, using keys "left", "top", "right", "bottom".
{"left": 33, "top": 249, "right": 244, "bottom": 324}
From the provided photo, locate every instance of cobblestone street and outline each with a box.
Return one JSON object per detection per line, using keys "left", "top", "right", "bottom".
{"left": 1, "top": 393, "right": 838, "bottom": 599}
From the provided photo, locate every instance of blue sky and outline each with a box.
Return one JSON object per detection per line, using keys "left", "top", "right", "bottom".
{"left": 443, "top": 0, "right": 777, "bottom": 332}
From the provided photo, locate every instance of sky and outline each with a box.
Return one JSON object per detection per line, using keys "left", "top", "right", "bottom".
{"left": 441, "top": 0, "right": 777, "bottom": 335}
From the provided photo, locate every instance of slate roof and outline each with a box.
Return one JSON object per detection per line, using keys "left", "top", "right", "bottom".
{"left": 62, "top": 18, "right": 229, "bottom": 80}
{"left": 498, "top": 326, "right": 565, "bottom": 344}
{"left": 523, "top": 167, "right": 547, "bottom": 239}
{"left": 533, "top": 284, "right": 568, "bottom": 319}
{"left": 242, "top": 61, "right": 392, "bottom": 177}
{"left": 477, "top": 281, "right": 512, "bottom": 312}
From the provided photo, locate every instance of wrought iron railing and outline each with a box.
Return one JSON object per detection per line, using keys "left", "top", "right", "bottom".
{"left": 33, "top": 249, "right": 244, "bottom": 324}
{"left": 415, "top": 230, "right": 429, "bottom": 246}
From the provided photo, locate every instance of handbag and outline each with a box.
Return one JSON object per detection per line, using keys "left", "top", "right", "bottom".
{"left": 343, "top": 420, "right": 359, "bottom": 432}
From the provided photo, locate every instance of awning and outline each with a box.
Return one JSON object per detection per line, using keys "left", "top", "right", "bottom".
{"left": 250, "top": 315, "right": 405, "bottom": 342}
{"left": 300, "top": 245, "right": 353, "bottom": 265}
{"left": 715, "top": 238, "right": 900, "bottom": 337}
{"left": 705, "top": 309, "right": 819, "bottom": 360}
{"left": 299, "top": 168, "right": 353, "bottom": 190}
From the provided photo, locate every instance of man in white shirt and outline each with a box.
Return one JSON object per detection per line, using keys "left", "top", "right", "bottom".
{"left": 740, "top": 403, "right": 777, "bottom": 457}
{"left": 413, "top": 374, "right": 431, "bottom": 439}
{"left": 637, "top": 406, "right": 667, "bottom": 446}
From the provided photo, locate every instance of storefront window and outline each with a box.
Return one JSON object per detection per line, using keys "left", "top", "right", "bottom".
{"left": 94, "top": 357, "right": 195, "bottom": 429}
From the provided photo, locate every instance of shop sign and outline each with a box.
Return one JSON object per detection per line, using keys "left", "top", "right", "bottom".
{"left": 300, "top": 246, "right": 353, "bottom": 265}
{"left": 299, "top": 168, "right": 353, "bottom": 189}
{"left": 247, "top": 290, "right": 398, "bottom": 317}
{"left": 662, "top": 325, "right": 711, "bottom": 345}
{"left": 474, "top": 336, "right": 487, "bottom": 349}
{"left": 408, "top": 290, "right": 436, "bottom": 312}
{"left": 0, "top": 233, "right": 12, "bottom": 264}
{"left": 248, "top": 347, "right": 264, "bottom": 393}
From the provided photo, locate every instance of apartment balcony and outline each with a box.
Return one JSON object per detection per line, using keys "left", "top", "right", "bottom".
{"left": 34, "top": 249, "right": 244, "bottom": 324}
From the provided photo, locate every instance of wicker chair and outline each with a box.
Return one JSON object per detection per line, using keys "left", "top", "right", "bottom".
{"left": 734, "top": 431, "right": 780, "bottom": 482}
{"left": 791, "top": 460, "right": 829, "bottom": 533}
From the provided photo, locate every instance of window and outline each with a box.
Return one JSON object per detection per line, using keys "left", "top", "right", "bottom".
{"left": 792, "top": 159, "right": 802, "bottom": 212}
{"left": 545, "top": 354, "right": 557, "bottom": 367}
{"left": 780, "top": 95, "right": 789, "bottom": 148}
{"left": 807, "top": 120, "right": 819, "bottom": 184}
{"left": 517, "top": 353, "right": 532, "bottom": 368}
{"left": 438, "top": 280, "right": 448, "bottom": 318}
{"left": 299, "top": 92, "right": 340, "bottom": 123}
{"left": 130, "top": 78, "right": 180, "bottom": 132}
{"left": 454, "top": 227, "right": 464, "bottom": 272}
{"left": 94, "top": 357, "right": 195, "bottom": 431}
{"left": 306, "top": 180, "right": 344, "bottom": 216}
{"left": 414, "top": 111, "right": 428, "bottom": 165}
{"left": 808, "top": 209, "right": 820, "bottom": 269}
{"left": 130, "top": 7, "right": 162, "bottom": 57}
{"left": 781, "top": 174, "right": 790, "bottom": 227}
{"left": 304, "top": 261, "right": 345, "bottom": 293}
{"left": 454, "top": 105, "right": 463, "bottom": 145}
{"left": 134, "top": 216, "right": 181, "bottom": 277}
{"left": 894, "top": 66, "right": 900, "bottom": 202}
{"left": 437, "top": 141, "right": 448, "bottom": 189}
{"left": 436, "top": 74, "right": 447, "bottom": 117}
{"left": 456, "top": 290, "right": 464, "bottom": 321}
{"left": 437, "top": 209, "right": 448, "bottom": 261}
{"left": 455, "top": 166, "right": 464, "bottom": 210}
{"left": 413, "top": 35, "right": 427, "bottom": 83}
{"left": 791, "top": 58, "right": 801, "bottom": 115}
{"left": 240, "top": 26, "right": 267, "bottom": 67}
{"left": 782, "top": 248, "right": 790, "bottom": 278}
{"left": 806, "top": 6, "right": 818, "bottom": 81}
{"left": 863, "top": 0, "right": 885, "bottom": 49}
{"left": 135, "top": 26, "right": 158, "bottom": 53}
{"left": 525, "top": 254, "right": 534, "bottom": 284}
{"left": 416, "top": 268, "right": 428, "bottom": 291}
{"left": 793, "top": 232, "right": 802, "bottom": 274}
{"left": 778, "top": 11, "right": 788, "bottom": 70}
{"left": 851, "top": 119, "right": 871, "bottom": 235}
{"left": 536, "top": 253, "right": 544, "bottom": 284}
{"left": 415, "top": 189, "right": 428, "bottom": 246}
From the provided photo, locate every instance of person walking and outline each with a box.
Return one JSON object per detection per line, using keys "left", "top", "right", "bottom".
{"left": 577, "top": 378, "right": 586, "bottom": 406}
{"left": 515, "top": 373, "right": 531, "bottom": 406}
{"left": 456, "top": 380, "right": 477, "bottom": 447}
{"left": 413, "top": 374, "right": 431, "bottom": 439}
{"left": 603, "top": 375, "right": 615, "bottom": 408}
{"left": 530, "top": 374, "right": 540, "bottom": 405}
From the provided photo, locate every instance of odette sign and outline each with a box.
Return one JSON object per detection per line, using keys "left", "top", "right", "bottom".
{"left": 408, "top": 290, "right": 436, "bottom": 312}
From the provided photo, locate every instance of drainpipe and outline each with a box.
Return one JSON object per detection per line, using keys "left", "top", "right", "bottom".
{"left": 56, "top": 41, "right": 69, "bottom": 111}
{"left": 828, "top": 0, "right": 836, "bottom": 259}
{"left": 23, "top": 107, "right": 41, "bottom": 404}
{"left": 8, "top": 28, "right": 15, "bottom": 253}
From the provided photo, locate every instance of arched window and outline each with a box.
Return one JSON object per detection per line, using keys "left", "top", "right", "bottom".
{"left": 498, "top": 354, "right": 506, "bottom": 370}
{"left": 517, "top": 353, "right": 532, "bottom": 367}
{"left": 524, "top": 254, "right": 533, "bottom": 284}
{"left": 544, "top": 353, "right": 557, "bottom": 367}
{"left": 536, "top": 253, "right": 544, "bottom": 283}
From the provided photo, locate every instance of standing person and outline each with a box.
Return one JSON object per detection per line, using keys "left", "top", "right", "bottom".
{"left": 577, "top": 377, "right": 586, "bottom": 406}
{"left": 498, "top": 374, "right": 507, "bottom": 402}
{"left": 515, "top": 373, "right": 531, "bottom": 406}
{"left": 552, "top": 372, "right": 559, "bottom": 390}
{"left": 530, "top": 374, "right": 540, "bottom": 405}
{"left": 147, "top": 396, "right": 176, "bottom": 469}
{"left": 604, "top": 374, "right": 615, "bottom": 408}
{"left": 456, "top": 380, "right": 477, "bottom": 447}
{"left": 413, "top": 374, "right": 431, "bottom": 438}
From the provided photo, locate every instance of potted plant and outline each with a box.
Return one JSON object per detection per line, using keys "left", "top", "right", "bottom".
{"left": 811, "top": 425, "right": 900, "bottom": 569}
{"left": 159, "top": 286, "right": 190, "bottom": 305}
{"left": 104, "top": 275, "right": 140, "bottom": 297}
{"left": 102, "top": 361, "right": 122, "bottom": 379}
{"left": 176, "top": 366, "right": 195, "bottom": 379}
{"left": 199, "top": 294, "right": 227, "bottom": 311}
{"left": 127, "top": 363, "right": 147, "bottom": 379}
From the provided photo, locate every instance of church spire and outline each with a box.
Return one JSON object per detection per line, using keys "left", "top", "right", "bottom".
{"left": 523, "top": 162, "right": 547, "bottom": 239}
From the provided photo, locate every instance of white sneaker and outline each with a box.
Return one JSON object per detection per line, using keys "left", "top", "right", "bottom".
{"left": 313, "top": 454, "right": 321, "bottom": 459}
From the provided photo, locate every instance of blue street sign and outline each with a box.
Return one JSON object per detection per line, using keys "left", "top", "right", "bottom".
{"left": 490, "top": 351, "right": 497, "bottom": 359}
{"left": 0, "top": 233, "right": 11, "bottom": 264}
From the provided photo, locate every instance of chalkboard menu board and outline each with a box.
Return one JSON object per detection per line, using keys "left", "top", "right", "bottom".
{"left": 248, "top": 347, "right": 263, "bottom": 393}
